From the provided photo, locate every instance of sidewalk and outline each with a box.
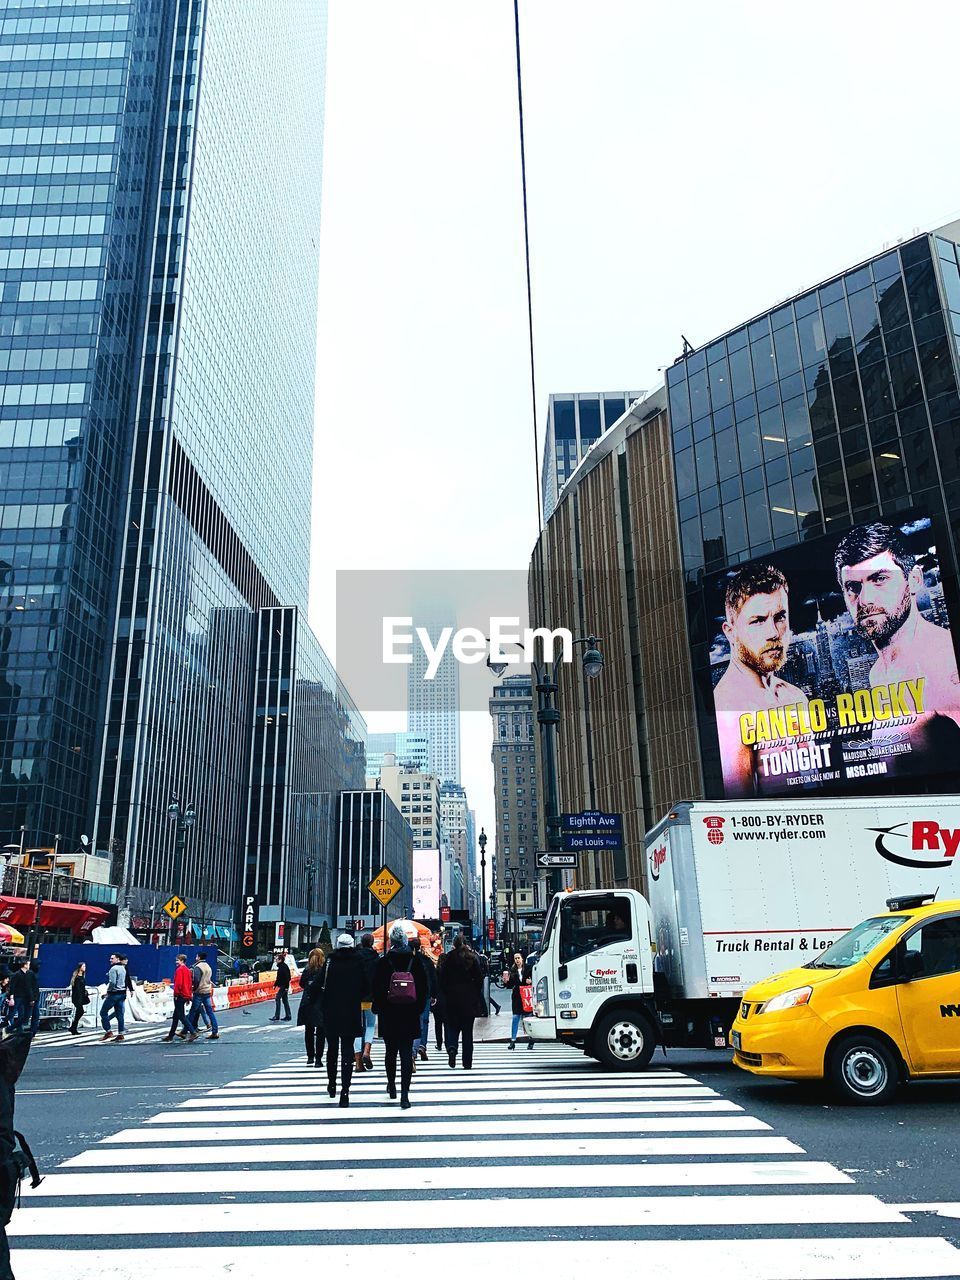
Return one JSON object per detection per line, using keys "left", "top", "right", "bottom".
{"left": 475, "top": 1008, "right": 513, "bottom": 1043}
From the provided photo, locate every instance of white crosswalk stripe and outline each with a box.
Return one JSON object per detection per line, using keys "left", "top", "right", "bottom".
{"left": 11, "top": 1044, "right": 960, "bottom": 1279}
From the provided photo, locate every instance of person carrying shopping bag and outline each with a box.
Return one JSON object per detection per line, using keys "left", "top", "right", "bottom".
{"left": 505, "top": 951, "right": 534, "bottom": 1050}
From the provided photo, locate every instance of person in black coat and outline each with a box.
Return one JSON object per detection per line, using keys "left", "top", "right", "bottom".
{"left": 438, "top": 935, "right": 483, "bottom": 1068}
{"left": 69, "top": 963, "right": 88, "bottom": 1036}
{"left": 269, "top": 951, "right": 292, "bottom": 1022}
{"left": 321, "top": 936, "right": 369, "bottom": 1106}
{"left": 372, "top": 924, "right": 429, "bottom": 1109}
{"left": 353, "top": 932, "right": 379, "bottom": 1071}
{"left": 0, "top": 1031, "right": 31, "bottom": 1280}
{"left": 505, "top": 951, "right": 534, "bottom": 1049}
{"left": 296, "top": 949, "right": 326, "bottom": 1067}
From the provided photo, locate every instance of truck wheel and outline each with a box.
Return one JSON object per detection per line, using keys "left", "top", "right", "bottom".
{"left": 829, "top": 1034, "right": 900, "bottom": 1105}
{"left": 594, "top": 1010, "right": 655, "bottom": 1071}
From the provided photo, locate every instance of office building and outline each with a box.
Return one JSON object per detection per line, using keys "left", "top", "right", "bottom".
{"left": 407, "top": 614, "right": 460, "bottom": 784}
{"left": 0, "top": 0, "right": 361, "bottom": 943}
{"left": 334, "top": 788, "right": 413, "bottom": 929}
{"left": 541, "top": 390, "right": 644, "bottom": 520}
{"left": 372, "top": 755, "right": 443, "bottom": 853}
{"left": 364, "top": 730, "right": 429, "bottom": 777}
{"left": 529, "top": 387, "right": 706, "bottom": 890}
{"left": 439, "top": 779, "right": 469, "bottom": 908}
{"left": 489, "top": 673, "right": 542, "bottom": 919}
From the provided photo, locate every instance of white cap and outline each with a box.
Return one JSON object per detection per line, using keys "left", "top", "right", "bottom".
{"left": 336, "top": 933, "right": 355, "bottom": 949}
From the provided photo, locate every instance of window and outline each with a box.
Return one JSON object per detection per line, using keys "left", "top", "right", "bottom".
{"left": 559, "top": 895, "right": 633, "bottom": 963}
{"left": 902, "top": 916, "right": 960, "bottom": 980}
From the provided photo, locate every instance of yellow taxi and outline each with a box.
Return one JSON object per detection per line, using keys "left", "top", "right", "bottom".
{"left": 730, "top": 893, "right": 960, "bottom": 1103}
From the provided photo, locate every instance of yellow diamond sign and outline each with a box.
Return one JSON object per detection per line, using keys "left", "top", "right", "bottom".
{"left": 162, "top": 894, "right": 187, "bottom": 921}
{"left": 368, "top": 866, "right": 403, "bottom": 907}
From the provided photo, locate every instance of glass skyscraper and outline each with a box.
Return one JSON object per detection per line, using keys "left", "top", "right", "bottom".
{"left": 0, "top": 0, "right": 362, "bottom": 937}
{"left": 541, "top": 390, "right": 643, "bottom": 520}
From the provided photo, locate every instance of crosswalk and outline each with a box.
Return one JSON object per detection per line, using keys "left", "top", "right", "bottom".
{"left": 11, "top": 1044, "right": 960, "bottom": 1278}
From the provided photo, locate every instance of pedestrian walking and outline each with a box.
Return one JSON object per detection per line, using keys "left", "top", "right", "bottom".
{"left": 297, "top": 947, "right": 325, "bottom": 1066}
{"left": 321, "top": 934, "right": 368, "bottom": 1106}
{"left": 0, "top": 1029, "right": 35, "bottom": 1280}
{"left": 26, "top": 964, "right": 41, "bottom": 1038}
{"left": 8, "top": 964, "right": 36, "bottom": 1038}
{"left": 372, "top": 923, "right": 429, "bottom": 1109}
{"left": 438, "top": 934, "right": 483, "bottom": 1069}
{"left": 411, "top": 936, "right": 436, "bottom": 1065}
{"left": 269, "top": 951, "right": 292, "bottom": 1022}
{"left": 353, "top": 932, "right": 378, "bottom": 1072}
{"left": 505, "top": 951, "right": 534, "bottom": 1049}
{"left": 99, "top": 953, "right": 127, "bottom": 1042}
{"left": 478, "top": 951, "right": 500, "bottom": 1015}
{"left": 68, "top": 962, "right": 88, "bottom": 1035}
{"left": 185, "top": 951, "right": 219, "bottom": 1041}
{"left": 162, "top": 955, "right": 193, "bottom": 1042}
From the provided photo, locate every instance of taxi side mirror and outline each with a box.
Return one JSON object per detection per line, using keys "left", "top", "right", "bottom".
{"left": 901, "top": 950, "right": 924, "bottom": 981}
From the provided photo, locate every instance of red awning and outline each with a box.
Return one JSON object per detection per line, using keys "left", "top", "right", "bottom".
{"left": 0, "top": 896, "right": 108, "bottom": 936}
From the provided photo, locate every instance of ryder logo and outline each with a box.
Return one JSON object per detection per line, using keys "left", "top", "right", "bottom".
{"left": 868, "top": 820, "right": 960, "bottom": 870}
{"left": 649, "top": 843, "right": 667, "bottom": 881}
{"left": 703, "top": 815, "right": 726, "bottom": 845}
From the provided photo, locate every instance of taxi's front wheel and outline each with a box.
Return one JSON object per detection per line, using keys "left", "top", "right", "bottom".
{"left": 828, "top": 1034, "right": 900, "bottom": 1105}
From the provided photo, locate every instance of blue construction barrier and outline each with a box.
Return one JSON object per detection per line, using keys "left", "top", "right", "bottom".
{"left": 34, "top": 943, "right": 217, "bottom": 989}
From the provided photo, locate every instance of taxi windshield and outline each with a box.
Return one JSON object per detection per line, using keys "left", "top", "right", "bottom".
{"left": 805, "top": 915, "right": 907, "bottom": 969}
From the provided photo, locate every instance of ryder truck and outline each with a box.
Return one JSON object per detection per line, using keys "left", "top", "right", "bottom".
{"left": 523, "top": 796, "right": 959, "bottom": 1068}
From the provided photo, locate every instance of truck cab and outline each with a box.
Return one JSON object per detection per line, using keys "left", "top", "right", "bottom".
{"left": 523, "top": 888, "right": 659, "bottom": 1069}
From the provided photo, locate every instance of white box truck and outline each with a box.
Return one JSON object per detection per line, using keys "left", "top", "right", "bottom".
{"left": 524, "top": 795, "right": 960, "bottom": 1068}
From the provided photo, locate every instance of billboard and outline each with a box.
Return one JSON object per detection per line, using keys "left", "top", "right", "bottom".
{"left": 707, "top": 514, "right": 960, "bottom": 798}
{"left": 412, "top": 847, "right": 441, "bottom": 919}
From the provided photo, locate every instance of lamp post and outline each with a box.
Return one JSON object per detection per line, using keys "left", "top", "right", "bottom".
{"left": 166, "top": 796, "right": 196, "bottom": 944}
{"left": 504, "top": 867, "right": 521, "bottom": 952}
{"left": 478, "top": 828, "right": 487, "bottom": 954}
{"left": 305, "top": 855, "right": 316, "bottom": 950}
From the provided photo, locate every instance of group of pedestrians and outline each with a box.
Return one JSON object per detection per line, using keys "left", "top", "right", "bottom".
{"left": 0, "top": 961, "right": 40, "bottom": 1037}
{"left": 300, "top": 926, "right": 495, "bottom": 1109}
{"left": 162, "top": 951, "right": 219, "bottom": 1042}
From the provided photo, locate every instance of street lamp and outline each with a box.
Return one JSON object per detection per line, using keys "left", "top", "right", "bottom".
{"left": 478, "top": 828, "right": 488, "bottom": 953}
{"left": 504, "top": 866, "right": 521, "bottom": 951}
{"left": 167, "top": 795, "right": 196, "bottom": 944}
{"left": 305, "top": 855, "right": 316, "bottom": 950}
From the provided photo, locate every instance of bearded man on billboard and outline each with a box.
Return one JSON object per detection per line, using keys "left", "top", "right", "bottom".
{"left": 835, "top": 522, "right": 960, "bottom": 771}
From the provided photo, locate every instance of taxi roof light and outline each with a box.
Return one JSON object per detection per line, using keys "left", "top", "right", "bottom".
{"left": 885, "top": 892, "right": 936, "bottom": 912}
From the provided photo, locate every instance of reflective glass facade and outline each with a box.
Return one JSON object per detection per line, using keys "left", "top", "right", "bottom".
{"left": 666, "top": 228, "right": 960, "bottom": 798}
{"left": 0, "top": 0, "right": 360, "bottom": 926}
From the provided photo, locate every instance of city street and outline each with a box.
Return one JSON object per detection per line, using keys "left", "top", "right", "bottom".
{"left": 6, "top": 1010, "right": 960, "bottom": 1279}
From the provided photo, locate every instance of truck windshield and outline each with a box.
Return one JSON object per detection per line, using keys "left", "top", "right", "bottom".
{"left": 560, "top": 895, "right": 632, "bottom": 964}
{"left": 540, "top": 898, "right": 559, "bottom": 955}
{"left": 805, "top": 915, "right": 907, "bottom": 969}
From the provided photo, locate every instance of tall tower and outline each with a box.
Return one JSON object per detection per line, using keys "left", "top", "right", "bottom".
{"left": 0, "top": 0, "right": 361, "bottom": 929}
{"left": 407, "top": 615, "right": 461, "bottom": 784}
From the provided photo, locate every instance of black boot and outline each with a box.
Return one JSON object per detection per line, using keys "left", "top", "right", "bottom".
{"left": 339, "top": 1091, "right": 349, "bottom": 1107}
{"left": 400, "top": 1093, "right": 411, "bottom": 1110}
{"left": 387, "top": 1080, "right": 397, "bottom": 1099}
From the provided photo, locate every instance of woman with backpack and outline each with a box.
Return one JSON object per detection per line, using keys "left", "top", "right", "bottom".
{"left": 437, "top": 934, "right": 483, "bottom": 1068}
{"left": 372, "top": 923, "right": 429, "bottom": 1109}
{"left": 297, "top": 948, "right": 326, "bottom": 1067}
{"left": 69, "top": 962, "right": 88, "bottom": 1036}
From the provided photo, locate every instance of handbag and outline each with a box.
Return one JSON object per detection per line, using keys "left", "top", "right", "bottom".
{"left": 519, "top": 983, "right": 534, "bottom": 1014}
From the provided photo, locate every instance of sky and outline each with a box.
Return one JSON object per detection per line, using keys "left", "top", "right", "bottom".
{"left": 311, "top": 0, "right": 960, "bottom": 863}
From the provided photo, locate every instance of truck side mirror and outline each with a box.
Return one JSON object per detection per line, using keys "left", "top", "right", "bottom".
{"left": 557, "top": 964, "right": 568, "bottom": 982}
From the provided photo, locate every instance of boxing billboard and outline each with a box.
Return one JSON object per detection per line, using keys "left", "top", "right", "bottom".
{"left": 707, "top": 514, "right": 960, "bottom": 798}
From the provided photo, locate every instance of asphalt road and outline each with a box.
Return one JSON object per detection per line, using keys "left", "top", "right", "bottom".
{"left": 7, "top": 1011, "right": 960, "bottom": 1278}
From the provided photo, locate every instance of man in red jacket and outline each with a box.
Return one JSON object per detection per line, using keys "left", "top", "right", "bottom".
{"left": 162, "top": 955, "right": 193, "bottom": 1043}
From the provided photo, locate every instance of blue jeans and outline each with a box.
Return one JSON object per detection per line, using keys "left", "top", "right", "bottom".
{"left": 353, "top": 1008, "right": 375, "bottom": 1053}
{"left": 100, "top": 992, "right": 125, "bottom": 1034}
{"left": 511, "top": 1012, "right": 524, "bottom": 1041}
{"left": 13, "top": 1000, "right": 33, "bottom": 1034}
{"left": 188, "top": 994, "right": 217, "bottom": 1034}
{"left": 412, "top": 1002, "right": 431, "bottom": 1053}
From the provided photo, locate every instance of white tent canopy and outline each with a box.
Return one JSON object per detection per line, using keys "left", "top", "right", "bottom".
{"left": 88, "top": 925, "right": 140, "bottom": 946}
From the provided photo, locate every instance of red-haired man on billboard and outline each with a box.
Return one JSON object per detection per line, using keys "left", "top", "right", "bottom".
{"left": 714, "top": 563, "right": 810, "bottom": 796}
